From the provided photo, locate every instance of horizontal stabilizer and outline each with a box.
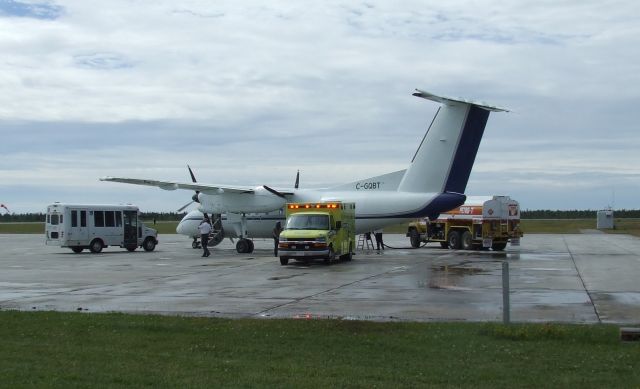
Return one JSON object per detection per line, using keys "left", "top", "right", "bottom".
{"left": 413, "top": 89, "right": 509, "bottom": 112}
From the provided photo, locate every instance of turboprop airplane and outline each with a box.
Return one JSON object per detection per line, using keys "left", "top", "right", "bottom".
{"left": 101, "top": 89, "right": 508, "bottom": 253}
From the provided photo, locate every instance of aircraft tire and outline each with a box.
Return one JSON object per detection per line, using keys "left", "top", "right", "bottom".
{"left": 439, "top": 242, "right": 449, "bottom": 249}
{"left": 247, "top": 239, "right": 254, "bottom": 253}
{"left": 236, "top": 239, "right": 249, "bottom": 253}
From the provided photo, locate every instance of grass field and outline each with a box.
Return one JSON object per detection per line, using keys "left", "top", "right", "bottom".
{"left": 1, "top": 311, "right": 638, "bottom": 388}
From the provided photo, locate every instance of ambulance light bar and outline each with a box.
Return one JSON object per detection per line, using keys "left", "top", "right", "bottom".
{"left": 287, "top": 203, "right": 341, "bottom": 209}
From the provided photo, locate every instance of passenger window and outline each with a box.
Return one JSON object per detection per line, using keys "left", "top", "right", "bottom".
{"left": 94, "top": 211, "right": 104, "bottom": 227}
{"left": 105, "top": 211, "right": 115, "bottom": 227}
{"left": 71, "top": 210, "right": 78, "bottom": 227}
{"left": 81, "top": 211, "right": 87, "bottom": 227}
{"left": 115, "top": 212, "right": 122, "bottom": 227}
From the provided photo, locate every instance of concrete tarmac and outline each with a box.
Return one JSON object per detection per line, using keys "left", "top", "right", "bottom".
{"left": 1, "top": 233, "right": 639, "bottom": 324}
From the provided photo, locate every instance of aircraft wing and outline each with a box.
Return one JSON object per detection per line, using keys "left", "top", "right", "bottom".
{"left": 100, "top": 176, "right": 255, "bottom": 194}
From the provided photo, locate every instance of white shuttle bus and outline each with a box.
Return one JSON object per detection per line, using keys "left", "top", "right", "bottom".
{"left": 45, "top": 203, "right": 158, "bottom": 253}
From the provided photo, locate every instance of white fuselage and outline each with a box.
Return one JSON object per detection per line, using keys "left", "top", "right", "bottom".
{"left": 178, "top": 189, "right": 444, "bottom": 239}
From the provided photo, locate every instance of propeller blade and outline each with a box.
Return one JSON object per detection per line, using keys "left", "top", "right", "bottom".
{"left": 294, "top": 170, "right": 299, "bottom": 189}
{"left": 187, "top": 164, "right": 198, "bottom": 183}
{"left": 177, "top": 200, "right": 194, "bottom": 213}
{"left": 263, "top": 185, "right": 287, "bottom": 198}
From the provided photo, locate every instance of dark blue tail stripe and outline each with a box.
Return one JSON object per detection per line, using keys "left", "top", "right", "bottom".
{"left": 444, "top": 105, "right": 489, "bottom": 193}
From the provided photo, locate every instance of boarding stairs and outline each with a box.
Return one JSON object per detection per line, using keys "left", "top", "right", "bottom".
{"left": 357, "top": 233, "right": 375, "bottom": 251}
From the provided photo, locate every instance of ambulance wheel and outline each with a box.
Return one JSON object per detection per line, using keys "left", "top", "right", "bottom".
{"left": 461, "top": 231, "right": 473, "bottom": 250}
{"left": 71, "top": 247, "right": 83, "bottom": 253}
{"left": 324, "top": 246, "right": 335, "bottom": 264}
{"left": 89, "top": 239, "right": 104, "bottom": 253}
{"left": 447, "top": 231, "right": 461, "bottom": 250}
{"left": 409, "top": 229, "right": 421, "bottom": 248}
{"left": 492, "top": 242, "right": 507, "bottom": 251}
{"left": 279, "top": 256, "right": 289, "bottom": 266}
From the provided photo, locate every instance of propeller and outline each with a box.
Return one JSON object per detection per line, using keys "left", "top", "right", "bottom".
{"left": 262, "top": 185, "right": 287, "bottom": 198}
{"left": 176, "top": 165, "right": 208, "bottom": 220}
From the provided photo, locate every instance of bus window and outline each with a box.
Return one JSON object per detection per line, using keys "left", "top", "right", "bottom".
{"left": 81, "top": 211, "right": 87, "bottom": 227}
{"left": 50, "top": 214, "right": 59, "bottom": 225}
{"left": 105, "top": 211, "right": 115, "bottom": 227}
{"left": 94, "top": 211, "right": 104, "bottom": 227}
{"left": 115, "top": 211, "right": 122, "bottom": 227}
{"left": 71, "top": 210, "right": 78, "bottom": 227}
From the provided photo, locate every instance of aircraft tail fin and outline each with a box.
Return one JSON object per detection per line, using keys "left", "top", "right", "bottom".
{"left": 397, "top": 89, "right": 507, "bottom": 194}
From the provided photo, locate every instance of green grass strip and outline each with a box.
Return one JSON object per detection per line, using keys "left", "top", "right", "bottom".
{"left": 0, "top": 311, "right": 638, "bottom": 388}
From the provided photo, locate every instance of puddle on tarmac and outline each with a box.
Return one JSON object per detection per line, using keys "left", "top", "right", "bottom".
{"left": 421, "top": 262, "right": 490, "bottom": 290}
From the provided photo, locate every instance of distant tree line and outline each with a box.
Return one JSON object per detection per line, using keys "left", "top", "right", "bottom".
{"left": 2, "top": 210, "right": 640, "bottom": 223}
{"left": 520, "top": 209, "right": 640, "bottom": 219}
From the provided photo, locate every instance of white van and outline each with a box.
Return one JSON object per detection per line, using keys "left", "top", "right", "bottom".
{"left": 45, "top": 203, "right": 158, "bottom": 253}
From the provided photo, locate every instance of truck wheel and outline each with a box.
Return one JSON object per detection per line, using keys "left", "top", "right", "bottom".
{"left": 279, "top": 256, "right": 289, "bottom": 266}
{"left": 461, "top": 231, "right": 473, "bottom": 250}
{"left": 89, "top": 239, "right": 103, "bottom": 253}
{"left": 409, "top": 229, "right": 421, "bottom": 248}
{"left": 447, "top": 231, "right": 461, "bottom": 250}
{"left": 71, "top": 247, "right": 83, "bottom": 253}
{"left": 439, "top": 242, "right": 449, "bottom": 249}
{"left": 143, "top": 238, "right": 156, "bottom": 252}
{"left": 492, "top": 242, "right": 507, "bottom": 251}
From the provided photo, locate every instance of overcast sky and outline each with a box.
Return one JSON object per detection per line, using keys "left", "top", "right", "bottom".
{"left": 1, "top": 0, "right": 638, "bottom": 213}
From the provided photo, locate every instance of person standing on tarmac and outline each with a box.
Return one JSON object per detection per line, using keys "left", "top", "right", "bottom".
{"left": 374, "top": 228, "right": 384, "bottom": 252}
{"left": 272, "top": 221, "right": 283, "bottom": 257}
{"left": 198, "top": 217, "right": 212, "bottom": 257}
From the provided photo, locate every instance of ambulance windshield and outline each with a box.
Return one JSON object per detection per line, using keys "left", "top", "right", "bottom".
{"left": 285, "top": 214, "right": 329, "bottom": 230}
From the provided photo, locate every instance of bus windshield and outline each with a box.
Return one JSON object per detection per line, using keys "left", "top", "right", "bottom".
{"left": 285, "top": 214, "right": 329, "bottom": 230}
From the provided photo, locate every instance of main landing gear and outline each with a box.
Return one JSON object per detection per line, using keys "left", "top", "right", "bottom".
{"left": 235, "top": 238, "right": 254, "bottom": 254}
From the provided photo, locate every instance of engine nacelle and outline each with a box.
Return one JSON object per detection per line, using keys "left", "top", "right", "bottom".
{"left": 197, "top": 187, "right": 286, "bottom": 214}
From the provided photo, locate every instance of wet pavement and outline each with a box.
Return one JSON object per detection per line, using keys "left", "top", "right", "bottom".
{"left": 1, "top": 233, "right": 639, "bottom": 324}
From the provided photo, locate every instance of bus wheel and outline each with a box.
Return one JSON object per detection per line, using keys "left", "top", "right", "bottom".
{"left": 279, "top": 256, "right": 289, "bottom": 266}
{"left": 89, "top": 239, "right": 103, "bottom": 253}
{"left": 126, "top": 246, "right": 136, "bottom": 252}
{"left": 461, "top": 231, "right": 473, "bottom": 250}
{"left": 448, "top": 231, "right": 461, "bottom": 250}
{"left": 143, "top": 238, "right": 156, "bottom": 252}
{"left": 71, "top": 247, "right": 83, "bottom": 253}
